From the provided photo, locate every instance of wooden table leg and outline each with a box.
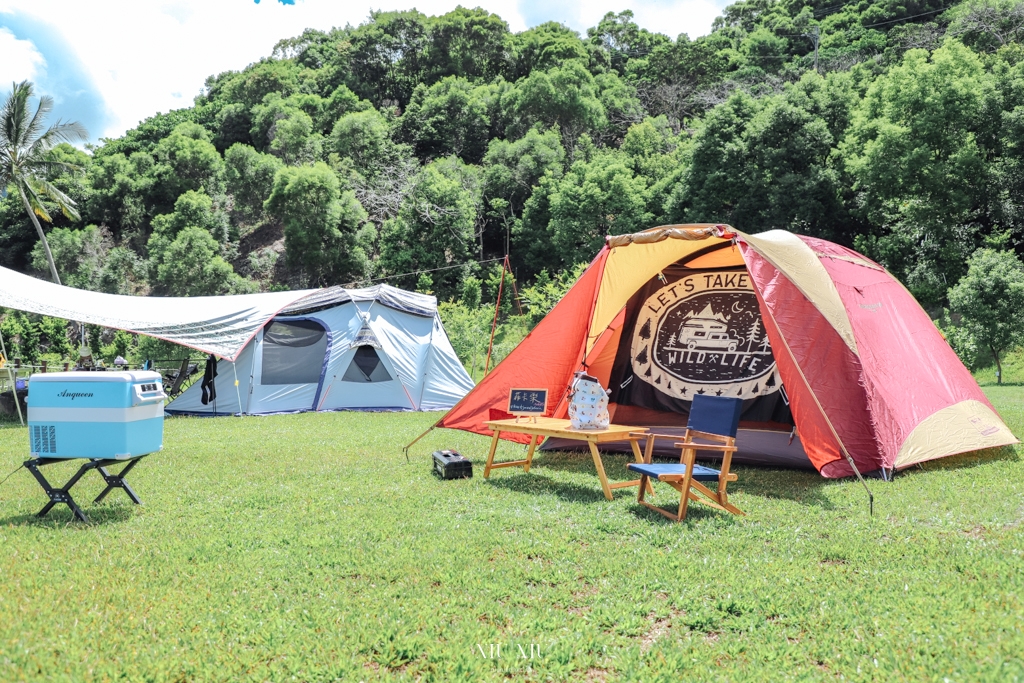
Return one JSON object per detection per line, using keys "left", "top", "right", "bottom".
{"left": 630, "top": 438, "right": 655, "bottom": 496}
{"left": 484, "top": 429, "right": 501, "bottom": 478}
{"left": 588, "top": 441, "right": 614, "bottom": 501}
{"left": 524, "top": 434, "right": 539, "bottom": 473}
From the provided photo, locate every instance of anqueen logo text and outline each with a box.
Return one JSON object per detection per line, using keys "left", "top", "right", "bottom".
{"left": 58, "top": 390, "right": 94, "bottom": 400}
{"left": 630, "top": 270, "right": 781, "bottom": 400}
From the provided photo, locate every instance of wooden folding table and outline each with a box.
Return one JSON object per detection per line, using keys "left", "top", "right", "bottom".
{"left": 483, "top": 417, "right": 653, "bottom": 500}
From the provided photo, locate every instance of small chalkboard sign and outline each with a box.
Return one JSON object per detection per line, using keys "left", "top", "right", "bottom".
{"left": 508, "top": 388, "right": 548, "bottom": 422}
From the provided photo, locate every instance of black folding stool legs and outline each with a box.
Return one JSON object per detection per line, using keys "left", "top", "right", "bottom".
{"left": 23, "top": 457, "right": 146, "bottom": 523}
{"left": 94, "top": 459, "right": 143, "bottom": 505}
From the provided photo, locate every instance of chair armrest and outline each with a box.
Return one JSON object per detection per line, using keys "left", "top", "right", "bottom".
{"left": 688, "top": 430, "right": 734, "bottom": 442}
{"left": 674, "top": 442, "right": 738, "bottom": 453}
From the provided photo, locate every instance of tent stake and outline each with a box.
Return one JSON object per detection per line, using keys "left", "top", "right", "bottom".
{"left": 403, "top": 424, "right": 438, "bottom": 462}
{"left": 0, "top": 329, "right": 24, "bottom": 426}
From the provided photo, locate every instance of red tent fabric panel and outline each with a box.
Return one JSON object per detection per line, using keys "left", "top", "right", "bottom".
{"left": 744, "top": 249, "right": 884, "bottom": 476}
{"left": 437, "top": 250, "right": 608, "bottom": 441}
{"left": 802, "top": 237, "right": 997, "bottom": 465}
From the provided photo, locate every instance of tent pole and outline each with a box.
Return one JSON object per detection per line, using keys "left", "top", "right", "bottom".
{"left": 506, "top": 256, "right": 524, "bottom": 316}
{"left": 0, "top": 329, "right": 24, "bottom": 426}
{"left": 483, "top": 258, "right": 507, "bottom": 375}
{"left": 758, "top": 294, "right": 875, "bottom": 515}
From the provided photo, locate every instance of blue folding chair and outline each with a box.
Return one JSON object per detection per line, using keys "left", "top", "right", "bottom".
{"left": 627, "top": 394, "right": 745, "bottom": 522}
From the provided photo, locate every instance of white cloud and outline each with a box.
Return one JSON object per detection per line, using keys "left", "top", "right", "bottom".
{"left": 0, "top": 27, "right": 46, "bottom": 84}
{"left": 1, "top": 1, "right": 528, "bottom": 139}
{"left": 615, "top": 1, "right": 723, "bottom": 40}
{"left": 0, "top": 0, "right": 724, "bottom": 141}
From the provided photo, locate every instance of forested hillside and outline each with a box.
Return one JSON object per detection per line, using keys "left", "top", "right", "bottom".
{"left": 3, "top": 0, "right": 1024, "bottom": 369}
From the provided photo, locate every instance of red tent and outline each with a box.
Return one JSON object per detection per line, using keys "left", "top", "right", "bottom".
{"left": 438, "top": 225, "right": 1018, "bottom": 477}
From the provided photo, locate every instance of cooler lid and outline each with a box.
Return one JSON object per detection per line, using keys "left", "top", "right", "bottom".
{"left": 29, "top": 371, "right": 163, "bottom": 384}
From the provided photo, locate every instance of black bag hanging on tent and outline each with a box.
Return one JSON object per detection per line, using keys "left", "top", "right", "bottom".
{"left": 200, "top": 354, "right": 218, "bottom": 405}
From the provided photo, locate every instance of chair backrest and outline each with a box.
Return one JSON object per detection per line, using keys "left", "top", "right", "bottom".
{"left": 687, "top": 394, "right": 743, "bottom": 438}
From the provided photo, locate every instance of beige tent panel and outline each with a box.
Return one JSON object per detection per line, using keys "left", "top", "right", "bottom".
{"left": 895, "top": 399, "right": 1019, "bottom": 468}
{"left": 740, "top": 230, "right": 859, "bottom": 356}
{"left": 588, "top": 227, "right": 728, "bottom": 355}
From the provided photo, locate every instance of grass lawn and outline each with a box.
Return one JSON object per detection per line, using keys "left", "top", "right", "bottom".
{"left": 0, "top": 389, "right": 1021, "bottom": 682}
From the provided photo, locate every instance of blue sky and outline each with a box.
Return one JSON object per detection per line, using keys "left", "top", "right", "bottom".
{"left": 0, "top": 0, "right": 727, "bottom": 142}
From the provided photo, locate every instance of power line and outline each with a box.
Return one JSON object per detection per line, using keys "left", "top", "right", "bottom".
{"left": 862, "top": 4, "right": 955, "bottom": 28}
{"left": 344, "top": 256, "right": 506, "bottom": 288}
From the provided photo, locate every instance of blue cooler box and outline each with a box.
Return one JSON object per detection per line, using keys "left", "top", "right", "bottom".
{"left": 26, "top": 371, "right": 166, "bottom": 459}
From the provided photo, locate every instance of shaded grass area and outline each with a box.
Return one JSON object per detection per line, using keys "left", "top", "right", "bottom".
{"left": 974, "top": 346, "right": 1024, "bottom": 386}
{"left": 0, "top": 389, "right": 1020, "bottom": 682}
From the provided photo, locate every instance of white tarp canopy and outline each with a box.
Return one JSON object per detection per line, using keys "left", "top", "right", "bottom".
{"left": 0, "top": 265, "right": 315, "bottom": 360}
{"left": 0, "top": 266, "right": 448, "bottom": 362}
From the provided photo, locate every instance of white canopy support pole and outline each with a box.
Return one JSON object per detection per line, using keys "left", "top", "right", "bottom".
{"left": 0, "top": 329, "right": 24, "bottom": 426}
{"left": 231, "top": 360, "right": 243, "bottom": 417}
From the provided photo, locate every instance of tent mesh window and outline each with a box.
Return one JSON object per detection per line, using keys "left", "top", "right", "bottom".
{"left": 261, "top": 319, "right": 328, "bottom": 385}
{"left": 342, "top": 346, "right": 393, "bottom": 382}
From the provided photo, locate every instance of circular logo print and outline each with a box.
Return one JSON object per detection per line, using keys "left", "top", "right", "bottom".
{"left": 630, "top": 271, "right": 780, "bottom": 399}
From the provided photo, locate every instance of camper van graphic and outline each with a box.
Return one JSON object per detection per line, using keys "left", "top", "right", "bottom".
{"left": 675, "top": 306, "right": 739, "bottom": 352}
{"left": 630, "top": 270, "right": 781, "bottom": 401}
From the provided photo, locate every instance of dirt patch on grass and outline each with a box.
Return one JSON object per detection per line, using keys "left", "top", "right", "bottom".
{"left": 641, "top": 608, "right": 684, "bottom": 652}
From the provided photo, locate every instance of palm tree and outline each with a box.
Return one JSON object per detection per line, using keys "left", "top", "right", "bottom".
{"left": 0, "top": 80, "right": 88, "bottom": 285}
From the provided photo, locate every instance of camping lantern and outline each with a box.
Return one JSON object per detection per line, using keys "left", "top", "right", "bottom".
{"left": 27, "top": 371, "right": 166, "bottom": 459}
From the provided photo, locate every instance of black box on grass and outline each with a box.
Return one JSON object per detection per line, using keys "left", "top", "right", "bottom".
{"left": 433, "top": 450, "right": 472, "bottom": 479}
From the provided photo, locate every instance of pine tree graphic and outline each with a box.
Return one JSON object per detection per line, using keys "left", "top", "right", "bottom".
{"left": 746, "top": 317, "right": 762, "bottom": 351}
{"left": 635, "top": 347, "right": 649, "bottom": 365}
{"left": 667, "top": 332, "right": 677, "bottom": 347}
{"left": 639, "top": 319, "right": 652, "bottom": 340}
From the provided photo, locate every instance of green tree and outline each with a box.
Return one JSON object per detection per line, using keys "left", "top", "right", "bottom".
{"left": 264, "top": 162, "right": 373, "bottom": 285}
{"left": 504, "top": 61, "right": 607, "bottom": 156}
{"left": 331, "top": 108, "right": 411, "bottom": 180}
{"left": 378, "top": 156, "right": 481, "bottom": 299}
{"left": 398, "top": 77, "right": 491, "bottom": 162}
{"left": 587, "top": 10, "right": 670, "bottom": 75}
{"left": 149, "top": 123, "right": 226, "bottom": 216}
{"left": 509, "top": 22, "right": 589, "bottom": 79}
{"left": 224, "top": 143, "right": 283, "bottom": 225}
{"left": 519, "top": 150, "right": 651, "bottom": 273}
{"left": 947, "top": 248, "right": 1024, "bottom": 383}
{"left": 85, "top": 150, "right": 156, "bottom": 238}
{"left": 147, "top": 190, "right": 245, "bottom": 296}
{"left": 843, "top": 41, "right": 1001, "bottom": 306}
{"left": 345, "top": 10, "right": 432, "bottom": 107}
{"left": 481, "top": 128, "right": 565, "bottom": 255}
{"left": 666, "top": 91, "right": 759, "bottom": 225}
{"left": 152, "top": 226, "right": 251, "bottom": 296}
{"left": 0, "top": 81, "right": 88, "bottom": 284}
{"left": 425, "top": 7, "right": 511, "bottom": 83}
{"left": 98, "top": 247, "right": 148, "bottom": 295}
{"left": 30, "top": 225, "right": 110, "bottom": 290}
